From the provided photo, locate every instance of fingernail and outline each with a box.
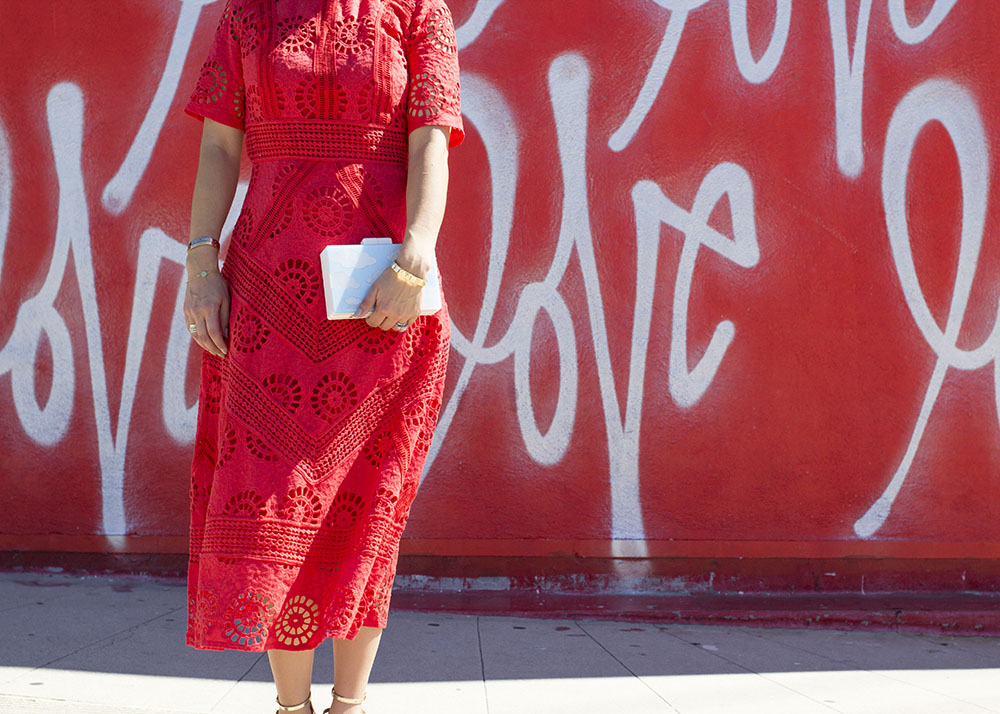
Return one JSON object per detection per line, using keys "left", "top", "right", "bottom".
{"left": 353, "top": 307, "right": 364, "bottom": 317}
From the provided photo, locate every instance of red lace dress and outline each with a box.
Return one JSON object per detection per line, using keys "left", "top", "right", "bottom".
{"left": 182, "top": 0, "right": 463, "bottom": 650}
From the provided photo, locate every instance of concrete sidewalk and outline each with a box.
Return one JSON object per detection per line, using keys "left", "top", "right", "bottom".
{"left": 1, "top": 570, "right": 999, "bottom": 714}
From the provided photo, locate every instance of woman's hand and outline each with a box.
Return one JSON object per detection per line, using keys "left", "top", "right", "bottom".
{"left": 184, "top": 266, "right": 230, "bottom": 356}
{"left": 353, "top": 262, "right": 425, "bottom": 331}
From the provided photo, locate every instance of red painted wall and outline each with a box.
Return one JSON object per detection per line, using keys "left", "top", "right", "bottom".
{"left": 1, "top": 0, "right": 998, "bottom": 591}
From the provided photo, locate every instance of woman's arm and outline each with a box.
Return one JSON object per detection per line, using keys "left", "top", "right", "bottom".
{"left": 356, "top": 124, "right": 451, "bottom": 330}
{"left": 184, "top": 118, "right": 244, "bottom": 356}
{"left": 397, "top": 124, "right": 451, "bottom": 279}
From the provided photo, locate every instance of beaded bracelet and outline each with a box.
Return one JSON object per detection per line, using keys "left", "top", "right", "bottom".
{"left": 187, "top": 236, "right": 220, "bottom": 254}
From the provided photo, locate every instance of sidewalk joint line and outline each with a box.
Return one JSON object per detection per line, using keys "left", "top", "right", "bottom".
{"left": 28, "top": 603, "right": 187, "bottom": 674}
{"left": 573, "top": 619, "right": 681, "bottom": 713}
{"left": 476, "top": 616, "right": 490, "bottom": 714}
{"left": 656, "top": 626, "right": 847, "bottom": 714}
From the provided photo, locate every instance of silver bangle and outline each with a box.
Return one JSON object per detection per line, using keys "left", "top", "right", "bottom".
{"left": 187, "top": 236, "right": 220, "bottom": 254}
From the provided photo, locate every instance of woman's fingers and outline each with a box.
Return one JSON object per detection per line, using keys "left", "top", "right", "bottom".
{"left": 184, "top": 311, "right": 206, "bottom": 352}
{"left": 371, "top": 305, "right": 416, "bottom": 331}
{"left": 190, "top": 321, "right": 224, "bottom": 356}
{"left": 361, "top": 287, "right": 391, "bottom": 330}
{"left": 220, "top": 291, "right": 231, "bottom": 341}
{"left": 204, "top": 304, "right": 228, "bottom": 356}
{"left": 183, "top": 274, "right": 231, "bottom": 356}
{"left": 190, "top": 313, "right": 208, "bottom": 353}
{"left": 193, "top": 312, "right": 220, "bottom": 356}
{"left": 360, "top": 270, "right": 422, "bottom": 330}
{"left": 200, "top": 291, "right": 228, "bottom": 355}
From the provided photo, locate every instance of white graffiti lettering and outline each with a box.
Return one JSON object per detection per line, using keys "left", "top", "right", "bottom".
{"left": 0, "top": 0, "right": 992, "bottom": 545}
{"left": 729, "top": 0, "right": 793, "bottom": 84}
{"left": 854, "top": 78, "right": 998, "bottom": 537}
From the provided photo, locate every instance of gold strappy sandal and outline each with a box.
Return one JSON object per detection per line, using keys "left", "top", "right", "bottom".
{"left": 322, "top": 686, "right": 367, "bottom": 714}
{"left": 276, "top": 692, "right": 315, "bottom": 714}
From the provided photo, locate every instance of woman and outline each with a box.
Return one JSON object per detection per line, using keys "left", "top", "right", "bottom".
{"left": 181, "top": 0, "right": 463, "bottom": 712}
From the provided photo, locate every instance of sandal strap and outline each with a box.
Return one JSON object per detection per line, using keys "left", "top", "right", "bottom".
{"left": 276, "top": 693, "right": 312, "bottom": 712}
{"left": 331, "top": 686, "right": 367, "bottom": 705}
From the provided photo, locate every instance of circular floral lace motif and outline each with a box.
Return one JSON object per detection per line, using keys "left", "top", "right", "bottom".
{"left": 279, "top": 485, "right": 324, "bottom": 522}
{"left": 407, "top": 71, "right": 445, "bottom": 118}
{"left": 232, "top": 309, "right": 271, "bottom": 353}
{"left": 225, "top": 1, "right": 239, "bottom": 43}
{"left": 403, "top": 396, "right": 439, "bottom": 466}
{"left": 372, "top": 484, "right": 400, "bottom": 517}
{"left": 231, "top": 207, "right": 254, "bottom": 248}
{"left": 245, "top": 431, "right": 278, "bottom": 462}
{"left": 395, "top": 477, "right": 417, "bottom": 523}
{"left": 303, "top": 185, "right": 354, "bottom": 237}
{"left": 239, "top": 7, "right": 260, "bottom": 55}
{"left": 275, "top": 258, "right": 321, "bottom": 305}
{"left": 310, "top": 371, "right": 359, "bottom": 423}
{"left": 232, "top": 84, "right": 245, "bottom": 121}
{"left": 223, "top": 488, "right": 268, "bottom": 518}
{"left": 326, "top": 491, "right": 366, "bottom": 529}
{"left": 245, "top": 84, "right": 264, "bottom": 122}
{"left": 326, "top": 583, "right": 360, "bottom": 633}
{"left": 277, "top": 15, "right": 315, "bottom": 53}
{"left": 276, "top": 595, "right": 320, "bottom": 647}
{"left": 224, "top": 588, "right": 276, "bottom": 647}
{"left": 217, "top": 425, "right": 238, "bottom": 468}
{"left": 415, "top": 318, "right": 446, "bottom": 361}
{"left": 356, "top": 326, "right": 397, "bottom": 354}
{"left": 203, "top": 365, "right": 222, "bottom": 415}
{"left": 196, "top": 61, "right": 228, "bottom": 104}
{"left": 263, "top": 373, "right": 303, "bottom": 413}
{"left": 356, "top": 78, "right": 377, "bottom": 122}
{"left": 190, "top": 477, "right": 208, "bottom": 519}
{"left": 425, "top": 8, "right": 457, "bottom": 54}
{"left": 295, "top": 75, "right": 346, "bottom": 120}
{"left": 188, "top": 588, "right": 219, "bottom": 644}
{"left": 334, "top": 15, "right": 376, "bottom": 54}
{"left": 362, "top": 428, "right": 395, "bottom": 468}
{"left": 272, "top": 164, "right": 299, "bottom": 194}
{"left": 295, "top": 75, "right": 319, "bottom": 119}
{"left": 371, "top": 574, "right": 393, "bottom": 620}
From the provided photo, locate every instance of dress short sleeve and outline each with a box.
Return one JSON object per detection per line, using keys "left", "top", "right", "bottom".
{"left": 184, "top": 0, "right": 246, "bottom": 132}
{"left": 405, "top": 0, "right": 465, "bottom": 149}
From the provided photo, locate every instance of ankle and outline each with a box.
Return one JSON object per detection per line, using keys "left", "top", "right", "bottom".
{"left": 323, "top": 686, "right": 366, "bottom": 714}
{"left": 276, "top": 692, "right": 314, "bottom": 714}
{"left": 326, "top": 703, "right": 363, "bottom": 714}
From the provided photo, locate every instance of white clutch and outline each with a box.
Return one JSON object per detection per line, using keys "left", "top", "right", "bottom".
{"left": 319, "top": 237, "right": 442, "bottom": 320}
